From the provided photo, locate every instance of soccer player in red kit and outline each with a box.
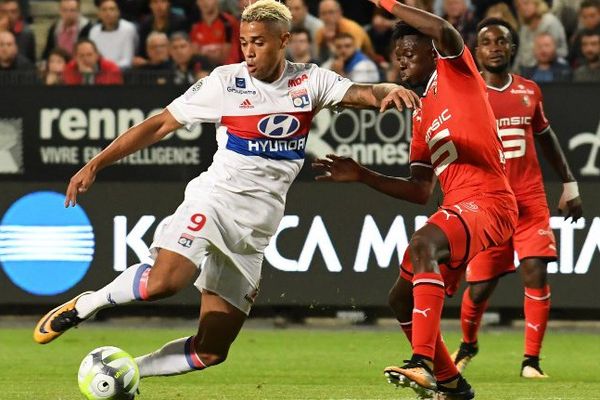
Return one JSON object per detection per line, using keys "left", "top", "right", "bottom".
{"left": 451, "top": 18, "right": 583, "bottom": 379}
{"left": 313, "top": 1, "right": 518, "bottom": 398}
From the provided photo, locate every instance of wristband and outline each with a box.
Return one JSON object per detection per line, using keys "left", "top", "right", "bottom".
{"left": 562, "top": 181, "right": 579, "bottom": 201}
{"left": 380, "top": 0, "right": 398, "bottom": 13}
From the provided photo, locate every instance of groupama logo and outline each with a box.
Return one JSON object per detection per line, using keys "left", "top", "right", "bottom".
{"left": 0, "top": 191, "right": 95, "bottom": 295}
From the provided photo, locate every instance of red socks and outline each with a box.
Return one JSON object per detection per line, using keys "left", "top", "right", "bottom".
{"left": 460, "top": 287, "right": 488, "bottom": 344}
{"left": 524, "top": 285, "right": 551, "bottom": 357}
{"left": 399, "top": 322, "right": 458, "bottom": 381}
{"left": 412, "top": 273, "right": 445, "bottom": 360}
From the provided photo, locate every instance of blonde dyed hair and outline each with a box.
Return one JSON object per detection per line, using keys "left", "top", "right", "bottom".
{"left": 241, "top": 0, "right": 292, "bottom": 31}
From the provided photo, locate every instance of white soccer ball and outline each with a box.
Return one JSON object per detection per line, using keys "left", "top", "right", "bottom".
{"left": 78, "top": 346, "right": 140, "bottom": 400}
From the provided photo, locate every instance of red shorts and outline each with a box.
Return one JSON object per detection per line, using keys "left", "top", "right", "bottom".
{"left": 466, "top": 196, "right": 557, "bottom": 283}
{"left": 400, "top": 194, "right": 517, "bottom": 296}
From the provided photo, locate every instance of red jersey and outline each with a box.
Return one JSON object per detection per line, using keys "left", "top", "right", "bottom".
{"left": 487, "top": 74, "right": 550, "bottom": 199}
{"left": 410, "top": 47, "right": 512, "bottom": 205}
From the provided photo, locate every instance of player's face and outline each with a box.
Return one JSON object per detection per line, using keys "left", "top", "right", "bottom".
{"left": 476, "top": 25, "right": 513, "bottom": 73}
{"left": 394, "top": 36, "right": 436, "bottom": 87}
{"left": 240, "top": 21, "right": 290, "bottom": 82}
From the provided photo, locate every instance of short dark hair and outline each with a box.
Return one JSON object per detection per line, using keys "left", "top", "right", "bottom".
{"left": 581, "top": 27, "right": 600, "bottom": 39}
{"left": 49, "top": 47, "right": 71, "bottom": 62}
{"left": 477, "top": 17, "right": 518, "bottom": 42}
{"left": 169, "top": 31, "right": 190, "bottom": 42}
{"left": 74, "top": 38, "right": 99, "bottom": 53}
{"left": 290, "top": 27, "right": 312, "bottom": 42}
{"left": 391, "top": 22, "right": 427, "bottom": 43}
{"left": 580, "top": 0, "right": 600, "bottom": 11}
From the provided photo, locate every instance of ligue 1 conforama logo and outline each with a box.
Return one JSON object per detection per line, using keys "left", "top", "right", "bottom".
{"left": 0, "top": 191, "right": 95, "bottom": 295}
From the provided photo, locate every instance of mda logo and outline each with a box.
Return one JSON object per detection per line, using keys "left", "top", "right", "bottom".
{"left": 0, "top": 191, "right": 95, "bottom": 295}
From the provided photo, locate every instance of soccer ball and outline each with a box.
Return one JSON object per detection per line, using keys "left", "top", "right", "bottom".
{"left": 77, "top": 346, "right": 140, "bottom": 400}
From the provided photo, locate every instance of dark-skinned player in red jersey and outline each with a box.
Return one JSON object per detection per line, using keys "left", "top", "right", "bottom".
{"left": 313, "top": 1, "right": 519, "bottom": 399}
{"left": 450, "top": 18, "right": 583, "bottom": 379}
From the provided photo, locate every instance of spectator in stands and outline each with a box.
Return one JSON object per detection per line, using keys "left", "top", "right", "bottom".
{"left": 574, "top": 28, "right": 600, "bottom": 80}
{"left": 64, "top": 38, "right": 122, "bottom": 84}
{"left": 42, "top": 47, "right": 70, "bottom": 85}
{"left": 135, "top": 0, "right": 188, "bottom": 64}
{"left": 42, "top": 0, "right": 92, "bottom": 60}
{"left": 127, "top": 31, "right": 172, "bottom": 84}
{"left": 443, "top": 0, "right": 478, "bottom": 49}
{"left": 514, "top": 0, "right": 568, "bottom": 69}
{"left": 315, "top": 0, "right": 376, "bottom": 63}
{"left": 288, "top": 27, "right": 318, "bottom": 64}
{"left": 0, "top": 30, "right": 33, "bottom": 70}
{"left": 286, "top": 0, "right": 323, "bottom": 44}
{"left": 484, "top": 2, "right": 519, "bottom": 31}
{"left": 321, "top": 32, "right": 380, "bottom": 83}
{"left": 569, "top": 0, "right": 600, "bottom": 66}
{"left": 365, "top": 9, "right": 395, "bottom": 62}
{"left": 219, "top": 0, "right": 248, "bottom": 17}
{"left": 190, "top": 0, "right": 241, "bottom": 65}
{"left": 0, "top": 0, "right": 35, "bottom": 62}
{"left": 522, "top": 32, "right": 572, "bottom": 81}
{"left": 169, "top": 31, "right": 213, "bottom": 84}
{"left": 89, "top": 0, "right": 138, "bottom": 69}
{"left": 552, "top": 0, "right": 580, "bottom": 41}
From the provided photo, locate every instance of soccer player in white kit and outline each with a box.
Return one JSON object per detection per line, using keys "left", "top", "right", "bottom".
{"left": 34, "top": 0, "right": 420, "bottom": 381}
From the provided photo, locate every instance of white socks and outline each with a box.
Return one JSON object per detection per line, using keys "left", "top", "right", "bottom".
{"left": 135, "top": 336, "right": 207, "bottom": 377}
{"left": 75, "top": 263, "right": 151, "bottom": 318}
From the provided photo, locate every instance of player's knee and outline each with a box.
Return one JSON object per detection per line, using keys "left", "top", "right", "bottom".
{"left": 520, "top": 259, "right": 548, "bottom": 288}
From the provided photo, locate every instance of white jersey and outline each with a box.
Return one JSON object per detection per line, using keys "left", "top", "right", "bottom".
{"left": 166, "top": 61, "right": 353, "bottom": 238}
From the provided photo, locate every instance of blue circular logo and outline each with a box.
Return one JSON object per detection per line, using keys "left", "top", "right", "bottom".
{"left": 0, "top": 191, "right": 95, "bottom": 295}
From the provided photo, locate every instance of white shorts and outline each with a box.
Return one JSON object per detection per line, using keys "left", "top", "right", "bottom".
{"left": 150, "top": 181, "right": 269, "bottom": 315}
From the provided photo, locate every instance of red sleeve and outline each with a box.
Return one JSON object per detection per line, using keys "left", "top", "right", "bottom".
{"left": 531, "top": 83, "right": 550, "bottom": 135}
{"left": 409, "top": 127, "right": 431, "bottom": 167}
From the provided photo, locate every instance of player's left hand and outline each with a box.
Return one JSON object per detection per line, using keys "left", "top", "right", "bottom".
{"left": 559, "top": 196, "right": 583, "bottom": 222}
{"left": 380, "top": 87, "right": 421, "bottom": 112}
{"left": 312, "top": 154, "right": 364, "bottom": 182}
{"left": 558, "top": 182, "right": 583, "bottom": 222}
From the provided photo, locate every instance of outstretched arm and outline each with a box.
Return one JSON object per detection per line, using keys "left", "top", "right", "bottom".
{"left": 339, "top": 83, "right": 421, "bottom": 112}
{"left": 535, "top": 128, "right": 582, "bottom": 220}
{"left": 369, "top": 0, "right": 463, "bottom": 57}
{"left": 65, "top": 109, "right": 183, "bottom": 207}
{"left": 312, "top": 155, "right": 436, "bottom": 205}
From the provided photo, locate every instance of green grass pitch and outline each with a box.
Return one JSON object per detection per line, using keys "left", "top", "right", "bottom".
{"left": 1, "top": 325, "right": 598, "bottom": 399}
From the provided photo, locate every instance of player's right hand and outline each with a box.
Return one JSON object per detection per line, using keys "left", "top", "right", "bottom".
{"left": 65, "top": 165, "right": 97, "bottom": 207}
{"left": 312, "top": 154, "right": 364, "bottom": 182}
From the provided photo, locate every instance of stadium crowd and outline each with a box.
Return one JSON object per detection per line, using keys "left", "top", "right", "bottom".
{"left": 0, "top": 0, "right": 598, "bottom": 84}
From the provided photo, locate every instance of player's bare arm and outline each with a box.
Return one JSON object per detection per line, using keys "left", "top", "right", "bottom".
{"left": 65, "top": 109, "right": 183, "bottom": 207}
{"left": 368, "top": 0, "right": 463, "bottom": 57}
{"left": 535, "top": 128, "right": 583, "bottom": 220}
{"left": 340, "top": 83, "right": 421, "bottom": 112}
{"left": 312, "top": 154, "right": 435, "bottom": 204}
